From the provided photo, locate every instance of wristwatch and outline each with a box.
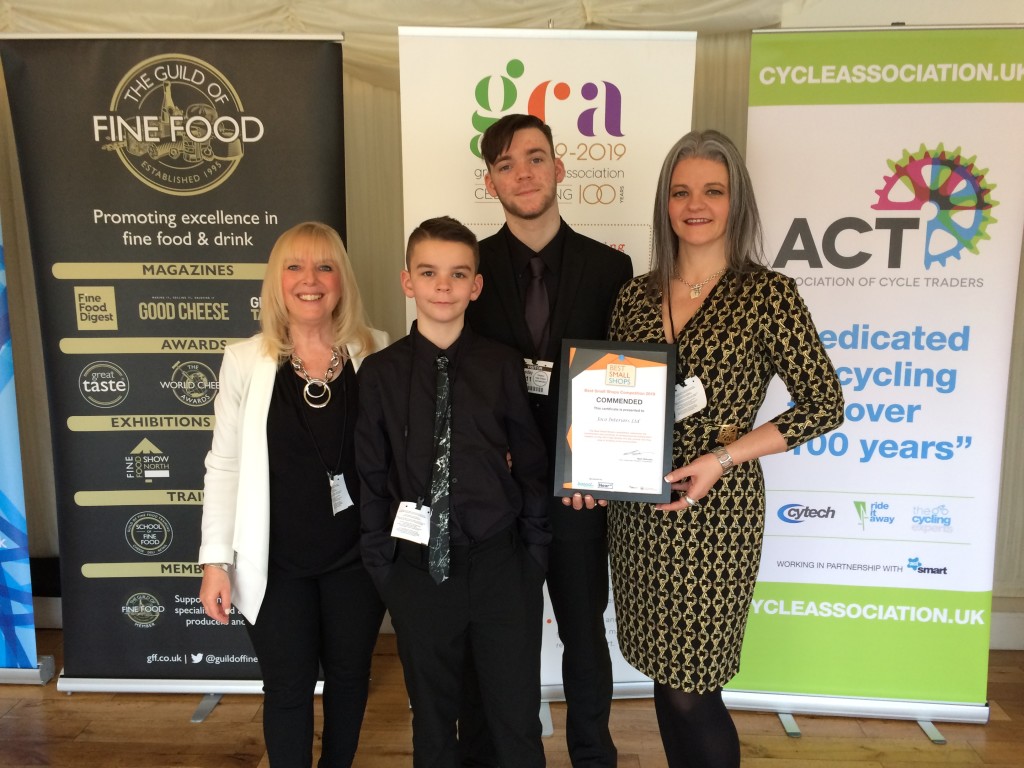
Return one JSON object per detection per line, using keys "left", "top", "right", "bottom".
{"left": 712, "top": 446, "right": 735, "bottom": 474}
{"left": 203, "top": 563, "right": 231, "bottom": 572}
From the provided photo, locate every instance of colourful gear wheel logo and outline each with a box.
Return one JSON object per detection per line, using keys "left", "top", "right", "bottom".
{"left": 872, "top": 144, "right": 997, "bottom": 269}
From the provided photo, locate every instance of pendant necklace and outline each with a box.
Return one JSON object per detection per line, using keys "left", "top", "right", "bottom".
{"left": 291, "top": 347, "right": 342, "bottom": 408}
{"left": 675, "top": 267, "right": 726, "bottom": 299}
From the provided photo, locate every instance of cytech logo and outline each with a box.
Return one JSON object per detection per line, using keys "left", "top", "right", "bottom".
{"left": 777, "top": 503, "right": 837, "bottom": 524}
{"left": 873, "top": 144, "right": 997, "bottom": 269}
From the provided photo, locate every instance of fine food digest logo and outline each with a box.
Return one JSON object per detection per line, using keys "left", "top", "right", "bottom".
{"left": 469, "top": 58, "right": 623, "bottom": 157}
{"left": 95, "top": 54, "right": 265, "bottom": 195}
{"left": 872, "top": 144, "right": 997, "bottom": 269}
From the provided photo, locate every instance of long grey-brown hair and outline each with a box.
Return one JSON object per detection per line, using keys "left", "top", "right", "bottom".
{"left": 647, "top": 129, "right": 767, "bottom": 298}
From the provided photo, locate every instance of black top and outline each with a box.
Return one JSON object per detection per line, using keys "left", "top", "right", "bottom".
{"left": 466, "top": 221, "right": 633, "bottom": 539}
{"left": 356, "top": 323, "right": 551, "bottom": 589}
{"left": 267, "top": 359, "right": 361, "bottom": 576}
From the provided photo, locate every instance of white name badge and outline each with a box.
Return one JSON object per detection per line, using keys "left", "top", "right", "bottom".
{"left": 329, "top": 473, "right": 354, "bottom": 515}
{"left": 674, "top": 377, "right": 708, "bottom": 422}
{"left": 524, "top": 359, "right": 553, "bottom": 396}
{"left": 391, "top": 501, "right": 431, "bottom": 545}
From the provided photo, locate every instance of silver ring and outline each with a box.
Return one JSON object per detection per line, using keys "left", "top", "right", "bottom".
{"left": 684, "top": 495, "right": 698, "bottom": 507}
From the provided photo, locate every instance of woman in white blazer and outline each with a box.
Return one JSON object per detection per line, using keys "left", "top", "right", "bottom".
{"left": 199, "top": 221, "right": 387, "bottom": 767}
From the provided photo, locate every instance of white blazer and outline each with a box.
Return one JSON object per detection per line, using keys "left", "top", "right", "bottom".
{"left": 198, "top": 330, "right": 388, "bottom": 623}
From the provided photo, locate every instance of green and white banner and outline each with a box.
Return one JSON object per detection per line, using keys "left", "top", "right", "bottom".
{"left": 735, "top": 28, "right": 1024, "bottom": 720}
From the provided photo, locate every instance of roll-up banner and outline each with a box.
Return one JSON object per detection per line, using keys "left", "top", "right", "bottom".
{"left": 398, "top": 27, "right": 696, "bottom": 697}
{"left": 0, "top": 221, "right": 42, "bottom": 682}
{"left": 734, "top": 27, "right": 1024, "bottom": 722}
{"left": 0, "top": 38, "right": 347, "bottom": 690}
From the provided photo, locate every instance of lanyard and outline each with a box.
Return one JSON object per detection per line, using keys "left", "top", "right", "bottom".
{"left": 294, "top": 363, "right": 348, "bottom": 481}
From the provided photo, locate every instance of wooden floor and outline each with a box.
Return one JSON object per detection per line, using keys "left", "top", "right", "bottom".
{"left": 1, "top": 630, "right": 1023, "bottom": 767}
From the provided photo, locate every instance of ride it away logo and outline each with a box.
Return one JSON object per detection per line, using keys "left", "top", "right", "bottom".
{"left": 872, "top": 144, "right": 998, "bottom": 268}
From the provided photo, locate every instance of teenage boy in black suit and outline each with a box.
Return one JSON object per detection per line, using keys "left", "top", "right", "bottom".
{"left": 463, "top": 114, "right": 633, "bottom": 767}
{"left": 357, "top": 216, "right": 550, "bottom": 768}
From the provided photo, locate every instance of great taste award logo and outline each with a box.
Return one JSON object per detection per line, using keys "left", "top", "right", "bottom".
{"left": 872, "top": 144, "right": 998, "bottom": 269}
{"left": 94, "top": 54, "right": 265, "bottom": 196}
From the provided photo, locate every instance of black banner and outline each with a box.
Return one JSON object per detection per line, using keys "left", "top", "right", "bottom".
{"left": 0, "top": 38, "right": 345, "bottom": 682}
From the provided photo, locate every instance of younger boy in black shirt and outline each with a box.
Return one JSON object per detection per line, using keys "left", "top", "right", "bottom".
{"left": 357, "top": 216, "right": 549, "bottom": 767}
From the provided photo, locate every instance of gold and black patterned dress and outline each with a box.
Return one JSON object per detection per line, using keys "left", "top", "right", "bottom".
{"left": 607, "top": 268, "right": 843, "bottom": 691}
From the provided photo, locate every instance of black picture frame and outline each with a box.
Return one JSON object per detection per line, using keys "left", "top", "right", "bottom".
{"left": 553, "top": 339, "right": 676, "bottom": 503}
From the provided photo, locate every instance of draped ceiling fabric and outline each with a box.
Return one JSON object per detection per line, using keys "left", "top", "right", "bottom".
{"left": 1, "top": 0, "right": 1022, "bottom": 617}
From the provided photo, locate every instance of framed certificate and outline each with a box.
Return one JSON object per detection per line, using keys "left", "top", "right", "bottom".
{"left": 553, "top": 339, "right": 676, "bottom": 503}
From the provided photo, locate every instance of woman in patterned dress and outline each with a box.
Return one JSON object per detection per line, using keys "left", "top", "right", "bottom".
{"left": 607, "top": 130, "right": 844, "bottom": 767}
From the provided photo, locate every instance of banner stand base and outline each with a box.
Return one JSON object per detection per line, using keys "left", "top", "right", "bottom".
{"left": 778, "top": 712, "right": 801, "bottom": 737}
{"left": 917, "top": 720, "right": 948, "bottom": 744}
{"left": 0, "top": 655, "right": 55, "bottom": 685}
{"left": 539, "top": 702, "right": 553, "bottom": 737}
{"left": 568, "top": 681, "right": 989, "bottom": 727}
{"left": 57, "top": 674, "right": 273, "bottom": 695}
{"left": 723, "top": 689, "right": 989, "bottom": 725}
{"left": 191, "top": 693, "right": 223, "bottom": 723}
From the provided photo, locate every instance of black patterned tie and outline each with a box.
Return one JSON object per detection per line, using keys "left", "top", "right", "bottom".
{"left": 524, "top": 255, "right": 550, "bottom": 356}
{"left": 427, "top": 354, "right": 452, "bottom": 584}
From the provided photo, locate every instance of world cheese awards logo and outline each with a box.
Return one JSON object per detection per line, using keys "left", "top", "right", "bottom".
{"left": 95, "top": 54, "right": 265, "bottom": 196}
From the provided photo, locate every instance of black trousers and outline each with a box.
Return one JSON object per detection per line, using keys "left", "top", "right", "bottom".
{"left": 245, "top": 565, "right": 385, "bottom": 768}
{"left": 544, "top": 534, "right": 616, "bottom": 766}
{"left": 384, "top": 528, "right": 546, "bottom": 768}
{"left": 460, "top": 533, "right": 616, "bottom": 767}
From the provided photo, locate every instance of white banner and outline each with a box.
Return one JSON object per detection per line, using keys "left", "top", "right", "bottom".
{"left": 737, "top": 27, "right": 1023, "bottom": 717}
{"left": 398, "top": 26, "right": 697, "bottom": 694}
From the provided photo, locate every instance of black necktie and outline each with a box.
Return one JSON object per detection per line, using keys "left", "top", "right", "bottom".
{"left": 427, "top": 354, "right": 452, "bottom": 584}
{"left": 525, "top": 255, "right": 550, "bottom": 356}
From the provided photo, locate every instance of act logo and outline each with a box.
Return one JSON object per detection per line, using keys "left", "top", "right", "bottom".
{"left": 94, "top": 54, "right": 265, "bottom": 195}
{"left": 469, "top": 58, "right": 623, "bottom": 157}
{"left": 773, "top": 144, "right": 997, "bottom": 272}
{"left": 873, "top": 144, "right": 998, "bottom": 268}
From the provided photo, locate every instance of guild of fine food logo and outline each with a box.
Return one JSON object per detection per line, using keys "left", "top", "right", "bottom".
{"left": 95, "top": 54, "right": 265, "bottom": 195}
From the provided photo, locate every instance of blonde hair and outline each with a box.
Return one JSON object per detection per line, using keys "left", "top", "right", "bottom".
{"left": 259, "top": 221, "right": 377, "bottom": 361}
